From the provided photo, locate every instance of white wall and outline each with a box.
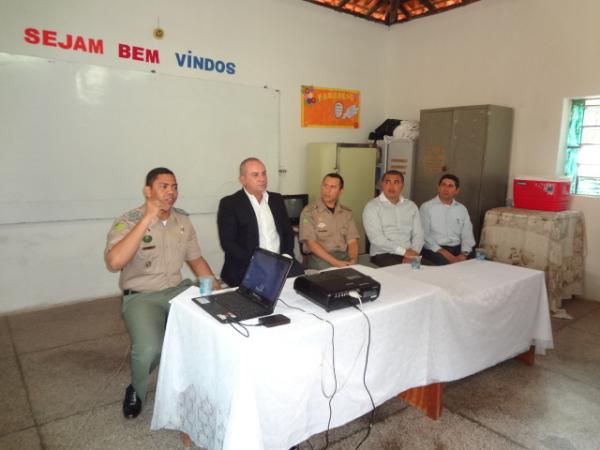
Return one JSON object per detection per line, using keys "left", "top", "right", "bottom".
{"left": 383, "top": 0, "right": 600, "bottom": 299}
{"left": 4, "top": 0, "right": 599, "bottom": 312}
{"left": 0, "top": 0, "right": 387, "bottom": 313}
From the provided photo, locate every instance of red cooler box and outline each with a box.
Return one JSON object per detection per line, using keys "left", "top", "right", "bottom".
{"left": 513, "top": 177, "right": 571, "bottom": 211}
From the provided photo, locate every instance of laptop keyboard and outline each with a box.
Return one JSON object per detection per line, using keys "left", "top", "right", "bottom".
{"left": 214, "top": 292, "right": 266, "bottom": 317}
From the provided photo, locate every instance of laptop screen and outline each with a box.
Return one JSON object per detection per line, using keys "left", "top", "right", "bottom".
{"left": 239, "top": 249, "right": 293, "bottom": 307}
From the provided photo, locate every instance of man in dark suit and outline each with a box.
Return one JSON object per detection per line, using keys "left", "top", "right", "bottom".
{"left": 217, "top": 157, "right": 303, "bottom": 286}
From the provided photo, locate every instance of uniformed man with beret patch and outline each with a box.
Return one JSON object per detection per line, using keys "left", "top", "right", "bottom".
{"left": 299, "top": 173, "right": 359, "bottom": 270}
{"left": 105, "top": 167, "right": 219, "bottom": 419}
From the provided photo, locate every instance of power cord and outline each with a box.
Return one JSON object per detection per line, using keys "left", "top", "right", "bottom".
{"left": 228, "top": 320, "right": 251, "bottom": 337}
{"left": 354, "top": 296, "right": 375, "bottom": 450}
{"left": 349, "top": 293, "right": 376, "bottom": 450}
{"left": 279, "top": 298, "right": 338, "bottom": 450}
{"left": 280, "top": 294, "right": 375, "bottom": 450}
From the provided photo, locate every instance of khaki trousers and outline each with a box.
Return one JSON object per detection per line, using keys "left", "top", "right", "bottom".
{"left": 121, "top": 279, "right": 193, "bottom": 399}
{"left": 307, "top": 250, "right": 350, "bottom": 270}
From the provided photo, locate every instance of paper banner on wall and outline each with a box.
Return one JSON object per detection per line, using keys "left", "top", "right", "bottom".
{"left": 301, "top": 85, "right": 360, "bottom": 128}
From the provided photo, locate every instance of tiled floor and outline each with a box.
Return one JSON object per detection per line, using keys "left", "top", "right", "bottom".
{"left": 2, "top": 293, "right": 600, "bottom": 449}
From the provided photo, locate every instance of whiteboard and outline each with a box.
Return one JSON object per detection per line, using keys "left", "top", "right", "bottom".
{"left": 0, "top": 53, "right": 280, "bottom": 224}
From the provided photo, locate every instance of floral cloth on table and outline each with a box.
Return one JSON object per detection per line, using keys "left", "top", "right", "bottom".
{"left": 480, "top": 207, "right": 586, "bottom": 317}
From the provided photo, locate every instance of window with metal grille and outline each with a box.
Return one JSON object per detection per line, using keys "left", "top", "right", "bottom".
{"left": 565, "top": 98, "right": 600, "bottom": 195}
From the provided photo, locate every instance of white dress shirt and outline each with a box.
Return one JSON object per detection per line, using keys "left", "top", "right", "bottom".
{"left": 419, "top": 195, "right": 476, "bottom": 253}
{"left": 244, "top": 189, "right": 280, "bottom": 253}
{"left": 362, "top": 193, "right": 424, "bottom": 256}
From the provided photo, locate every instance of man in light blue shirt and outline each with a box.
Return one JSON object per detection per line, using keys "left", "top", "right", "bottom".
{"left": 363, "top": 170, "right": 424, "bottom": 267}
{"left": 420, "top": 174, "right": 476, "bottom": 265}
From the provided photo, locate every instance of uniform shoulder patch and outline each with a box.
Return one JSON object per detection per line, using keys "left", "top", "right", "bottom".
{"left": 125, "top": 210, "right": 143, "bottom": 222}
{"left": 173, "top": 207, "right": 189, "bottom": 216}
{"left": 113, "top": 222, "right": 127, "bottom": 231}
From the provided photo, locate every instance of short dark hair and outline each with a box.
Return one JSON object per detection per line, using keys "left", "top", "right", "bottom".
{"left": 439, "top": 173, "right": 460, "bottom": 188}
{"left": 323, "top": 172, "right": 344, "bottom": 189}
{"left": 146, "top": 167, "right": 174, "bottom": 186}
{"left": 381, "top": 170, "right": 404, "bottom": 183}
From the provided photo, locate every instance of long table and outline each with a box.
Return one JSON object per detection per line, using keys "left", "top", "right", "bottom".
{"left": 383, "top": 260, "right": 554, "bottom": 382}
{"left": 151, "top": 261, "right": 553, "bottom": 450}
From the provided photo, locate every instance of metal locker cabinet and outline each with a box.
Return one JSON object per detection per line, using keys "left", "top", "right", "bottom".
{"left": 413, "top": 105, "right": 513, "bottom": 242}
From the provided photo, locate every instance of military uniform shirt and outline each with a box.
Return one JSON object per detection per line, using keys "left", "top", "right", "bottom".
{"left": 299, "top": 199, "right": 359, "bottom": 253}
{"left": 105, "top": 206, "right": 202, "bottom": 292}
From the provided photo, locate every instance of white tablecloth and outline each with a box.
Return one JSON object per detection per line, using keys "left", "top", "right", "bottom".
{"left": 151, "top": 263, "right": 553, "bottom": 450}
{"left": 382, "top": 260, "right": 553, "bottom": 381}
{"left": 151, "top": 266, "right": 444, "bottom": 450}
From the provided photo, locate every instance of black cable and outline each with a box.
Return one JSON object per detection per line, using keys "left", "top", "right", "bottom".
{"left": 353, "top": 305, "right": 376, "bottom": 450}
{"left": 228, "top": 320, "right": 250, "bottom": 337}
{"left": 279, "top": 299, "right": 338, "bottom": 450}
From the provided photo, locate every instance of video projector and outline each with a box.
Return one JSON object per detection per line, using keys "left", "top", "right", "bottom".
{"left": 293, "top": 268, "right": 380, "bottom": 312}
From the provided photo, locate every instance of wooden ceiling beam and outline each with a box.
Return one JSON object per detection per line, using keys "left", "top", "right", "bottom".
{"left": 421, "top": 0, "right": 436, "bottom": 12}
{"left": 396, "top": 0, "right": 412, "bottom": 20}
{"left": 386, "top": 0, "right": 399, "bottom": 25}
{"left": 366, "top": 0, "right": 385, "bottom": 17}
{"left": 301, "top": 0, "right": 481, "bottom": 26}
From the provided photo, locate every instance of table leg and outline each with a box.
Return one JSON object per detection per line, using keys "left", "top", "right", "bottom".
{"left": 514, "top": 345, "right": 535, "bottom": 366}
{"left": 181, "top": 432, "right": 192, "bottom": 448}
{"left": 399, "top": 382, "right": 443, "bottom": 420}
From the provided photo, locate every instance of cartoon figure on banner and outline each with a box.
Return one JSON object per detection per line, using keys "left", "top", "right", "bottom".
{"left": 301, "top": 85, "right": 360, "bottom": 128}
{"left": 342, "top": 104, "right": 359, "bottom": 119}
{"left": 304, "top": 86, "right": 317, "bottom": 105}
{"left": 334, "top": 102, "right": 358, "bottom": 120}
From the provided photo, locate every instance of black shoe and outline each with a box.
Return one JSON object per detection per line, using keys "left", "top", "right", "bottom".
{"left": 123, "top": 384, "right": 142, "bottom": 419}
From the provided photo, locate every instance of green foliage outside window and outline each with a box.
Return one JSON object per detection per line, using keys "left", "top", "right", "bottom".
{"left": 565, "top": 99, "right": 600, "bottom": 195}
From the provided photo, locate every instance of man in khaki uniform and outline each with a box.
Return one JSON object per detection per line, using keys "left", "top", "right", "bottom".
{"left": 105, "top": 167, "right": 218, "bottom": 419}
{"left": 299, "top": 173, "right": 359, "bottom": 270}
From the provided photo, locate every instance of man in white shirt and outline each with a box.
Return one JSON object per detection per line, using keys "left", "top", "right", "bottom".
{"left": 217, "top": 157, "right": 303, "bottom": 286}
{"left": 363, "top": 170, "right": 425, "bottom": 267}
{"left": 419, "top": 173, "right": 476, "bottom": 265}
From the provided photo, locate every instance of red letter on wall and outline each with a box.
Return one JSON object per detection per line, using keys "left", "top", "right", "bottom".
{"left": 42, "top": 29, "right": 57, "bottom": 46}
{"left": 132, "top": 46, "right": 143, "bottom": 61}
{"left": 147, "top": 49, "right": 160, "bottom": 64}
{"left": 118, "top": 43, "right": 131, "bottom": 59}
{"left": 24, "top": 28, "right": 40, "bottom": 44}
{"left": 88, "top": 39, "right": 104, "bottom": 54}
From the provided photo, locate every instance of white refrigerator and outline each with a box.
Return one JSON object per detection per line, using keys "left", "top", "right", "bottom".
{"left": 375, "top": 137, "right": 416, "bottom": 199}
{"left": 306, "top": 143, "right": 377, "bottom": 254}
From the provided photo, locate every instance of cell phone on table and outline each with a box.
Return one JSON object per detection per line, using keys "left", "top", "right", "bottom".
{"left": 258, "top": 314, "right": 290, "bottom": 327}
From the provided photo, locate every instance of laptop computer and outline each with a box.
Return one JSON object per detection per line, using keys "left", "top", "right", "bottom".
{"left": 193, "top": 248, "right": 293, "bottom": 323}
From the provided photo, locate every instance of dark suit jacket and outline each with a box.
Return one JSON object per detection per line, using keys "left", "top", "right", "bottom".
{"left": 217, "top": 189, "right": 296, "bottom": 286}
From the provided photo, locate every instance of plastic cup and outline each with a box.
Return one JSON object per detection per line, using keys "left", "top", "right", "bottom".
{"left": 199, "top": 276, "right": 214, "bottom": 296}
{"left": 411, "top": 255, "right": 422, "bottom": 270}
{"left": 475, "top": 248, "right": 486, "bottom": 261}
